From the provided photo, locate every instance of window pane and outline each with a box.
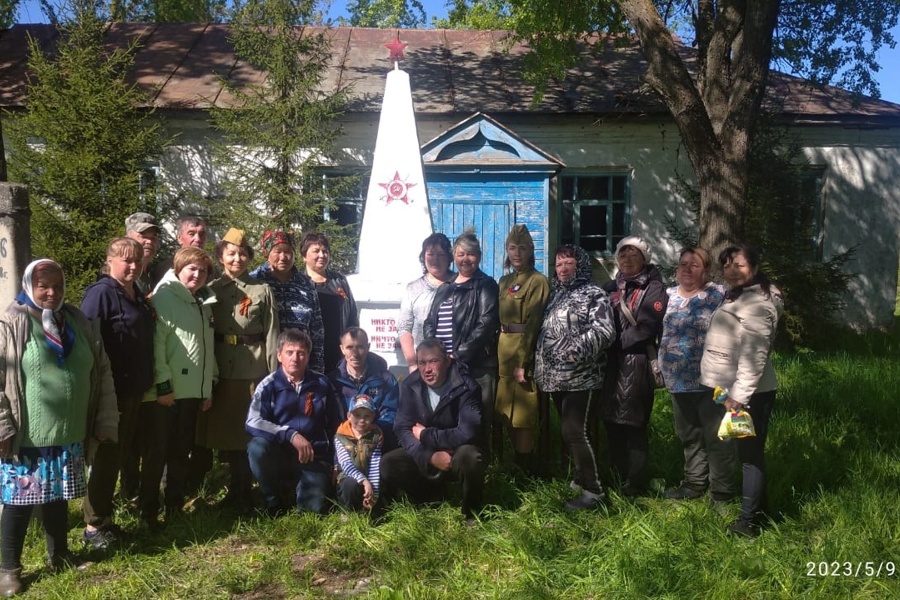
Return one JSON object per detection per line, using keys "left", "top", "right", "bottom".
{"left": 561, "top": 201, "right": 575, "bottom": 244}
{"left": 580, "top": 236, "right": 607, "bottom": 252}
{"left": 580, "top": 205, "right": 608, "bottom": 237}
{"left": 611, "top": 175, "right": 626, "bottom": 200}
{"left": 580, "top": 202, "right": 609, "bottom": 254}
{"left": 578, "top": 176, "right": 610, "bottom": 201}
{"left": 611, "top": 202, "right": 627, "bottom": 248}
{"left": 558, "top": 172, "right": 631, "bottom": 255}
{"left": 560, "top": 177, "right": 575, "bottom": 200}
{"left": 331, "top": 201, "right": 362, "bottom": 228}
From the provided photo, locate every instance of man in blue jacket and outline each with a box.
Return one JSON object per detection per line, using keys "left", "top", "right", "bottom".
{"left": 380, "top": 338, "right": 485, "bottom": 519}
{"left": 246, "top": 328, "right": 343, "bottom": 515}
{"left": 329, "top": 327, "right": 400, "bottom": 451}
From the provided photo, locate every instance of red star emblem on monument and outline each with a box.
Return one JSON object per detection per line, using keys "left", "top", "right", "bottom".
{"left": 385, "top": 33, "right": 408, "bottom": 62}
{"left": 379, "top": 171, "right": 416, "bottom": 205}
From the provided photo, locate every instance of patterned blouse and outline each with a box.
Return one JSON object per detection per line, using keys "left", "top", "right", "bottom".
{"left": 658, "top": 282, "right": 726, "bottom": 393}
{"left": 250, "top": 262, "right": 325, "bottom": 374}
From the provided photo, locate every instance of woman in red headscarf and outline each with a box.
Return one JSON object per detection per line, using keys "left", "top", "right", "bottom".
{"left": 250, "top": 231, "right": 326, "bottom": 374}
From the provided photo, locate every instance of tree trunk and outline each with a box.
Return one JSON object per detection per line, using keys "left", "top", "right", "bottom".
{"left": 616, "top": 0, "right": 779, "bottom": 262}
{"left": 0, "top": 113, "right": 6, "bottom": 181}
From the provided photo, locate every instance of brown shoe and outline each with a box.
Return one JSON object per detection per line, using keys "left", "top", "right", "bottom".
{"left": 0, "top": 567, "right": 23, "bottom": 597}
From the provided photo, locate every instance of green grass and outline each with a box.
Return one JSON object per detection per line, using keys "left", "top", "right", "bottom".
{"left": 13, "top": 329, "right": 900, "bottom": 599}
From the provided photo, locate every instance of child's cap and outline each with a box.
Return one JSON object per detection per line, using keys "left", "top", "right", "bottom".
{"left": 350, "top": 394, "right": 376, "bottom": 416}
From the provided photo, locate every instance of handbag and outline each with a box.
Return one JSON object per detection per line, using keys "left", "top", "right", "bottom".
{"left": 618, "top": 293, "right": 666, "bottom": 389}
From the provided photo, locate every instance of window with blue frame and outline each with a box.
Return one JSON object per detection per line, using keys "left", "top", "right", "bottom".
{"left": 559, "top": 173, "right": 630, "bottom": 255}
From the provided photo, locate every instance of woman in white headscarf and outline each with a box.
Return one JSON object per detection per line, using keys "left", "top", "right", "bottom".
{"left": 0, "top": 259, "right": 117, "bottom": 595}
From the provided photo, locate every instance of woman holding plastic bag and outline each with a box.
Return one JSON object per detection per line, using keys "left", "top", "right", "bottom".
{"left": 700, "top": 244, "right": 782, "bottom": 538}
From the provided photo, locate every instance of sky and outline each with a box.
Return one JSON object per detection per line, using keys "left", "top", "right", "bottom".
{"left": 11, "top": 0, "right": 900, "bottom": 104}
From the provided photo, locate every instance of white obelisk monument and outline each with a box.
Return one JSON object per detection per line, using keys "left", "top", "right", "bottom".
{"left": 346, "top": 34, "right": 434, "bottom": 371}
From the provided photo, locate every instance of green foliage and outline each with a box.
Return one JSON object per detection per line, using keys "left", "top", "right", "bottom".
{"left": 435, "top": 0, "right": 497, "bottom": 28}
{"left": 206, "top": 0, "right": 357, "bottom": 270}
{"left": 343, "top": 0, "right": 427, "bottom": 28}
{"left": 646, "top": 0, "right": 899, "bottom": 99}
{"left": 743, "top": 125, "right": 856, "bottom": 348}
{"left": 436, "top": 0, "right": 516, "bottom": 29}
{"left": 440, "top": 0, "right": 628, "bottom": 103}
{"left": 49, "top": 0, "right": 232, "bottom": 22}
{"left": 0, "top": 0, "right": 18, "bottom": 28}
{"left": 444, "top": 1, "right": 900, "bottom": 101}
{"left": 6, "top": 1, "right": 167, "bottom": 300}
{"left": 775, "top": 0, "right": 900, "bottom": 99}
{"left": 11, "top": 334, "right": 900, "bottom": 598}
{"left": 124, "top": 0, "right": 230, "bottom": 22}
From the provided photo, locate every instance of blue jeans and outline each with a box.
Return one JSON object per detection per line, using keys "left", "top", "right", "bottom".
{"left": 247, "top": 437, "right": 331, "bottom": 514}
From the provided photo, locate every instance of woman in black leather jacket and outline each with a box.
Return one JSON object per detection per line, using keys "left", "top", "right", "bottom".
{"left": 424, "top": 230, "right": 500, "bottom": 454}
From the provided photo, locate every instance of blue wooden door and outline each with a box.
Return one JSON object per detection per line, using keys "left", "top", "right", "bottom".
{"left": 427, "top": 181, "right": 513, "bottom": 280}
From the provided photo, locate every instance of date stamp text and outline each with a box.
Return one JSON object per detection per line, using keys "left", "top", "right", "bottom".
{"left": 806, "top": 561, "right": 896, "bottom": 577}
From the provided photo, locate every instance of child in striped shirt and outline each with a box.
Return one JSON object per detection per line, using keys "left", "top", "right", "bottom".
{"left": 333, "top": 395, "right": 383, "bottom": 511}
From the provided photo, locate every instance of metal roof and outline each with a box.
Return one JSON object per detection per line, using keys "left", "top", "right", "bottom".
{"left": 1, "top": 23, "right": 898, "bottom": 120}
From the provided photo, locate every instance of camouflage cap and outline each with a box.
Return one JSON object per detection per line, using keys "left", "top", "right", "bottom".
{"left": 125, "top": 212, "right": 159, "bottom": 234}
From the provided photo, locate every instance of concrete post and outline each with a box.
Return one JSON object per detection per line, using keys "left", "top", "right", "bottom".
{"left": 0, "top": 183, "right": 32, "bottom": 307}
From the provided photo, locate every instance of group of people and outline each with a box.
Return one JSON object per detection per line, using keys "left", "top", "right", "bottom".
{"left": 0, "top": 214, "right": 370, "bottom": 595}
{"left": 0, "top": 213, "right": 782, "bottom": 595}
{"left": 394, "top": 227, "right": 782, "bottom": 539}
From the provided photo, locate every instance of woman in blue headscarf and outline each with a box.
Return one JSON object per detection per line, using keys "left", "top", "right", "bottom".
{"left": 0, "top": 259, "right": 117, "bottom": 595}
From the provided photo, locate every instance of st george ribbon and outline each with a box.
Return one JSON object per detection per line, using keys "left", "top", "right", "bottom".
{"left": 347, "top": 33, "right": 433, "bottom": 369}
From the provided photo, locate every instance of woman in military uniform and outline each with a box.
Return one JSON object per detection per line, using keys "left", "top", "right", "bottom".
{"left": 495, "top": 225, "right": 550, "bottom": 472}
{"left": 199, "top": 228, "right": 279, "bottom": 510}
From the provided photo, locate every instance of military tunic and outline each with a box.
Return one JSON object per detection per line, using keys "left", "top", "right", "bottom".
{"left": 495, "top": 268, "right": 550, "bottom": 428}
{"left": 197, "top": 272, "right": 279, "bottom": 450}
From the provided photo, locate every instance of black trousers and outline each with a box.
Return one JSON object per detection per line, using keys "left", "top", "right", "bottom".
{"left": 138, "top": 398, "right": 201, "bottom": 519}
{"left": 735, "top": 390, "right": 776, "bottom": 523}
{"left": 552, "top": 390, "right": 604, "bottom": 494}
{"left": 335, "top": 478, "right": 366, "bottom": 511}
{"left": 380, "top": 445, "right": 485, "bottom": 517}
{"left": 1, "top": 500, "right": 68, "bottom": 569}
{"left": 604, "top": 421, "right": 649, "bottom": 491}
{"left": 671, "top": 390, "right": 738, "bottom": 497}
{"left": 83, "top": 392, "right": 144, "bottom": 527}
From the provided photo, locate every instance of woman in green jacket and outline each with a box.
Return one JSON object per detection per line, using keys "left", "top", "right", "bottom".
{"left": 140, "top": 247, "right": 217, "bottom": 530}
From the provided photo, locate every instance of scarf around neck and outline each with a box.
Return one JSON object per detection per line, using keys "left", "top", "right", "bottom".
{"left": 15, "top": 259, "right": 75, "bottom": 365}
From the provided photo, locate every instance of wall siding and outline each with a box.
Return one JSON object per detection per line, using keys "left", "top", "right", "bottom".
{"left": 146, "top": 112, "right": 900, "bottom": 327}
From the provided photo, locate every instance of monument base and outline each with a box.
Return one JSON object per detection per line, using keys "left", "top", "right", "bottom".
{"left": 346, "top": 274, "right": 409, "bottom": 379}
